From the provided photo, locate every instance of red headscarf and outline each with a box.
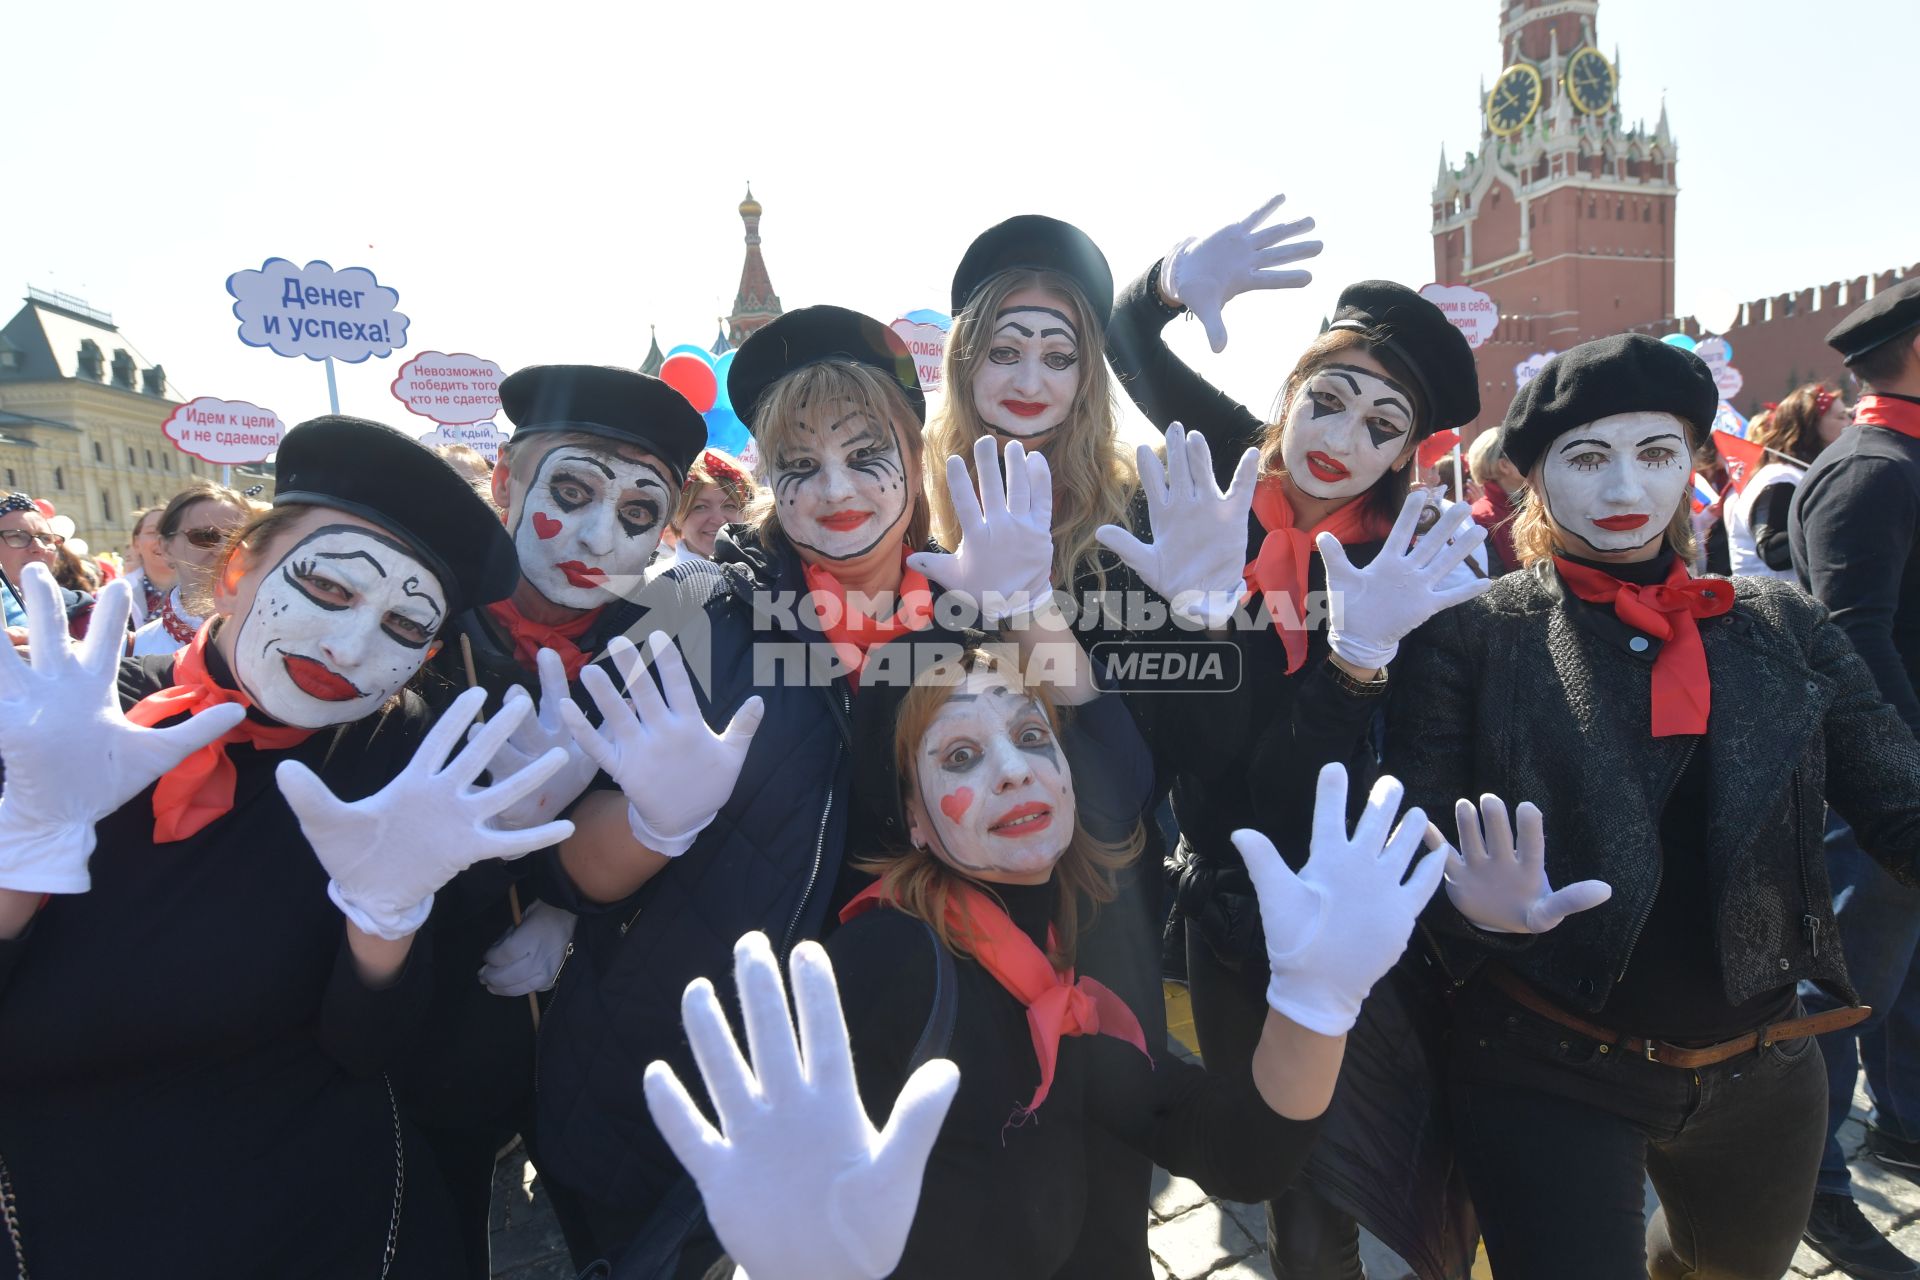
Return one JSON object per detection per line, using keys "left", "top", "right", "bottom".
{"left": 124, "top": 627, "right": 315, "bottom": 842}
{"left": 1553, "top": 555, "right": 1733, "bottom": 736}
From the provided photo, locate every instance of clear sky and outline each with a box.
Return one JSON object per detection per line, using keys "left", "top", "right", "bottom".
{"left": 9, "top": 0, "right": 1915, "bottom": 434}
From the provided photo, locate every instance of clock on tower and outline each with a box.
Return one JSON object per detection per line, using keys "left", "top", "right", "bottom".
{"left": 1563, "top": 46, "right": 1616, "bottom": 114}
{"left": 1486, "top": 64, "right": 1542, "bottom": 137}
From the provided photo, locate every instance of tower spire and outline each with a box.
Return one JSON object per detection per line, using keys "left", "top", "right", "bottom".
{"left": 727, "top": 186, "right": 783, "bottom": 346}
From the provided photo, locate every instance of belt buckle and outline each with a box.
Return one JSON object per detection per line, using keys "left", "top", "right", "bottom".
{"left": 1644, "top": 1041, "right": 1661, "bottom": 1063}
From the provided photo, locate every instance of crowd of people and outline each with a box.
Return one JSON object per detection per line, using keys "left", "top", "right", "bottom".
{"left": 2, "top": 201, "right": 1919, "bottom": 1280}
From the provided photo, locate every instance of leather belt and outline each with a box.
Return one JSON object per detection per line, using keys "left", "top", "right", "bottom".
{"left": 1483, "top": 966, "right": 1870, "bottom": 1069}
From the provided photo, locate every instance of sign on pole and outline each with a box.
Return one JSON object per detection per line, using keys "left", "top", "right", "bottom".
{"left": 1419, "top": 284, "right": 1500, "bottom": 349}
{"left": 890, "top": 311, "right": 952, "bottom": 393}
{"left": 417, "top": 422, "right": 509, "bottom": 464}
{"left": 226, "top": 258, "right": 409, "bottom": 363}
{"left": 162, "top": 396, "right": 286, "bottom": 465}
{"left": 391, "top": 351, "right": 504, "bottom": 425}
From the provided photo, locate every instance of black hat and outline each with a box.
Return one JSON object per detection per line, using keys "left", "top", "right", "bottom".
{"left": 273, "top": 416, "right": 520, "bottom": 613}
{"left": 728, "top": 305, "right": 925, "bottom": 434}
{"left": 1500, "top": 334, "right": 1719, "bottom": 476}
{"left": 1826, "top": 277, "right": 1920, "bottom": 366}
{"left": 850, "top": 623, "right": 995, "bottom": 853}
{"left": 498, "top": 365, "right": 708, "bottom": 485}
{"left": 951, "top": 215, "right": 1114, "bottom": 322}
{"left": 1326, "top": 281, "right": 1480, "bottom": 438}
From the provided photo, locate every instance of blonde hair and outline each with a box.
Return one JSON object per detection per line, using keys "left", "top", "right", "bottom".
{"left": 745, "top": 361, "right": 931, "bottom": 552}
{"left": 927, "top": 269, "right": 1135, "bottom": 590}
{"left": 1509, "top": 468, "right": 1697, "bottom": 567}
{"left": 854, "top": 646, "right": 1140, "bottom": 970}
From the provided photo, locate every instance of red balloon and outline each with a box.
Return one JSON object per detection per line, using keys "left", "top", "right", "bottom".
{"left": 32, "top": 499, "right": 55, "bottom": 518}
{"left": 659, "top": 353, "right": 718, "bottom": 414}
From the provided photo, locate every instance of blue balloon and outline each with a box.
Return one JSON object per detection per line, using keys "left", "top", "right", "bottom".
{"left": 704, "top": 405, "right": 750, "bottom": 456}
{"left": 712, "top": 350, "right": 737, "bottom": 410}
{"left": 666, "top": 343, "right": 716, "bottom": 367}
{"left": 1660, "top": 333, "right": 1697, "bottom": 352}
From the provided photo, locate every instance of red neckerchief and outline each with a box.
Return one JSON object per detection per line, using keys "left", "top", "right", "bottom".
{"left": 485, "top": 599, "right": 602, "bottom": 679}
{"left": 1552, "top": 555, "right": 1734, "bottom": 737}
{"left": 1244, "top": 475, "right": 1391, "bottom": 673}
{"left": 124, "top": 627, "right": 316, "bottom": 842}
{"left": 1856, "top": 395, "right": 1920, "bottom": 442}
{"left": 841, "top": 879, "right": 1149, "bottom": 1117}
{"left": 801, "top": 548, "right": 933, "bottom": 686}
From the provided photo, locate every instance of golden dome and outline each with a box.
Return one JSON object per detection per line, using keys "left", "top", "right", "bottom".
{"left": 739, "top": 186, "right": 762, "bottom": 218}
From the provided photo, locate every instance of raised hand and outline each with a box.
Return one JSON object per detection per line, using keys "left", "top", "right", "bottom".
{"left": 0, "top": 564, "right": 246, "bottom": 893}
{"left": 907, "top": 434, "right": 1055, "bottom": 625}
{"left": 1446, "top": 794, "right": 1611, "bottom": 934}
{"left": 1162, "top": 194, "right": 1325, "bottom": 352}
{"left": 478, "top": 648, "right": 601, "bottom": 831}
{"left": 479, "top": 900, "right": 578, "bottom": 996}
{"left": 645, "top": 932, "right": 960, "bottom": 1280}
{"left": 1319, "top": 491, "right": 1493, "bottom": 671}
{"left": 561, "top": 632, "right": 764, "bottom": 857}
{"left": 278, "top": 687, "right": 575, "bottom": 939}
{"left": 1233, "top": 763, "right": 1449, "bottom": 1037}
{"left": 1094, "top": 423, "right": 1260, "bottom": 628}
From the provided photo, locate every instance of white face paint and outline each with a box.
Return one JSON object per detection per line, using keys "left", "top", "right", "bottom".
{"left": 910, "top": 667, "right": 1076, "bottom": 884}
{"left": 512, "top": 442, "right": 674, "bottom": 608}
{"left": 770, "top": 399, "right": 912, "bottom": 561}
{"left": 1280, "top": 362, "right": 1418, "bottom": 500}
{"left": 970, "top": 287, "right": 1081, "bottom": 443}
{"left": 1538, "top": 411, "right": 1691, "bottom": 559}
{"left": 233, "top": 524, "right": 447, "bottom": 728}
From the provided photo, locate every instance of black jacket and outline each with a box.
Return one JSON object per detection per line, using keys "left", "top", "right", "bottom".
{"left": 1790, "top": 415, "right": 1920, "bottom": 734}
{"left": 1391, "top": 563, "right": 1920, "bottom": 1015}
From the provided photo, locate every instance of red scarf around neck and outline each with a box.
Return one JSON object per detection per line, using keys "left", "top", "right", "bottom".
{"left": 124, "top": 627, "right": 316, "bottom": 842}
{"left": 485, "top": 599, "right": 602, "bottom": 679}
{"left": 1244, "top": 475, "right": 1392, "bottom": 673}
{"left": 801, "top": 548, "right": 933, "bottom": 685}
{"left": 841, "top": 879, "right": 1149, "bottom": 1117}
{"left": 1856, "top": 395, "right": 1920, "bottom": 441}
{"left": 1553, "top": 555, "right": 1733, "bottom": 737}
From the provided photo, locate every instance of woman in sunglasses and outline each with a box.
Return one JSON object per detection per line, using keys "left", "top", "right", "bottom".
{"left": 128, "top": 479, "right": 254, "bottom": 656}
{"left": 0, "top": 493, "right": 90, "bottom": 642}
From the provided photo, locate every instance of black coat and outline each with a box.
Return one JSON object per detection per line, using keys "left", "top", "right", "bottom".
{"left": 1790, "top": 415, "right": 1920, "bottom": 734}
{"left": 1391, "top": 563, "right": 1920, "bottom": 1014}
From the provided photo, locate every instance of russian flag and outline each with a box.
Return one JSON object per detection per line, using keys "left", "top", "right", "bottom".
{"left": 1691, "top": 472, "right": 1721, "bottom": 513}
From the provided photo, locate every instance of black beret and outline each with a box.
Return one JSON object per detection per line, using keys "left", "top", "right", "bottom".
{"left": 1827, "top": 276, "right": 1920, "bottom": 366}
{"left": 850, "top": 622, "right": 995, "bottom": 854}
{"left": 1327, "top": 281, "right": 1479, "bottom": 438}
{"left": 728, "top": 305, "right": 925, "bottom": 434}
{"left": 951, "top": 215, "right": 1114, "bottom": 324}
{"left": 498, "top": 365, "right": 707, "bottom": 485}
{"left": 273, "top": 416, "right": 519, "bottom": 613}
{"left": 1500, "top": 334, "right": 1719, "bottom": 476}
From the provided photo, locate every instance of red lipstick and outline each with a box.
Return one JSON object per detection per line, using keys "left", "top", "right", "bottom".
{"left": 1000, "top": 401, "right": 1049, "bottom": 418}
{"left": 281, "top": 653, "right": 364, "bottom": 702}
{"left": 557, "top": 561, "right": 608, "bottom": 587}
{"left": 1305, "top": 451, "right": 1351, "bottom": 484}
{"left": 1593, "top": 514, "right": 1651, "bottom": 531}
{"left": 819, "top": 510, "right": 874, "bottom": 532}
{"left": 989, "top": 801, "right": 1054, "bottom": 837}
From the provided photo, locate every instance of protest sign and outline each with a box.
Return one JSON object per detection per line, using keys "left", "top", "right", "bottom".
{"left": 1419, "top": 284, "right": 1499, "bottom": 348}
{"left": 162, "top": 397, "right": 286, "bottom": 465}
{"left": 226, "top": 258, "right": 408, "bottom": 363}
{"left": 391, "top": 351, "right": 504, "bottom": 424}
{"left": 891, "top": 311, "right": 952, "bottom": 392}
{"left": 418, "top": 422, "right": 509, "bottom": 464}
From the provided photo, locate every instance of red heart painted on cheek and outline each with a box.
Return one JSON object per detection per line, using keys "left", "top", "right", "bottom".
{"left": 939, "top": 788, "right": 973, "bottom": 823}
{"left": 531, "top": 512, "right": 562, "bottom": 540}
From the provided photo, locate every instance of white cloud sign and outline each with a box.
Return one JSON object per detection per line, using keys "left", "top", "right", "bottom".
{"left": 226, "top": 258, "right": 408, "bottom": 363}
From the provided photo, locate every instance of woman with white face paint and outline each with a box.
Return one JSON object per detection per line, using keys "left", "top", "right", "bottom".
{"left": 632, "top": 633, "right": 1444, "bottom": 1280}
{"left": 0, "top": 416, "right": 572, "bottom": 1277}
{"left": 1104, "top": 206, "right": 1491, "bottom": 1278}
{"left": 1389, "top": 334, "right": 1920, "bottom": 1278}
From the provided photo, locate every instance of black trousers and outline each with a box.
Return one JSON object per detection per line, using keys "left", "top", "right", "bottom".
{"left": 1450, "top": 981, "right": 1827, "bottom": 1280}
{"left": 1185, "top": 929, "right": 1366, "bottom": 1279}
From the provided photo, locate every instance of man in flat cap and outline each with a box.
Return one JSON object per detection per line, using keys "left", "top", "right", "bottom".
{"left": 1792, "top": 275, "right": 1920, "bottom": 1280}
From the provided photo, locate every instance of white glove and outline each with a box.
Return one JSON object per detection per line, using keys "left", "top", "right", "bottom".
{"left": 1233, "top": 764, "right": 1449, "bottom": 1036}
{"left": 477, "top": 648, "right": 601, "bottom": 831}
{"left": 1319, "top": 492, "right": 1493, "bottom": 671}
{"left": 0, "top": 564, "right": 245, "bottom": 893}
{"left": 1093, "top": 423, "right": 1259, "bottom": 628}
{"left": 1162, "top": 194, "right": 1324, "bottom": 353}
{"left": 277, "top": 687, "right": 576, "bottom": 940}
{"left": 907, "top": 435, "right": 1054, "bottom": 624}
{"left": 1446, "top": 794, "right": 1612, "bottom": 934}
{"left": 561, "top": 632, "right": 765, "bottom": 857}
{"left": 479, "top": 900, "right": 578, "bottom": 996}
{"left": 645, "top": 931, "right": 960, "bottom": 1280}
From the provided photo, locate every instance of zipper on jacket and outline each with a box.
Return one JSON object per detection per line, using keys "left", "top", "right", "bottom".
{"left": 1617, "top": 736, "right": 1699, "bottom": 981}
{"left": 1792, "top": 767, "right": 1820, "bottom": 960}
{"left": 784, "top": 686, "right": 850, "bottom": 953}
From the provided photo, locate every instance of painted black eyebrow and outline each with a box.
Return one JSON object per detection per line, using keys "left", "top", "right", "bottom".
{"left": 1322, "top": 362, "right": 1415, "bottom": 403}
{"left": 315, "top": 549, "right": 386, "bottom": 577}
{"left": 1559, "top": 437, "right": 1614, "bottom": 453}
{"left": 1372, "top": 395, "right": 1412, "bottom": 415}
{"left": 560, "top": 454, "right": 616, "bottom": 480}
{"left": 401, "top": 576, "right": 444, "bottom": 628}
{"left": 996, "top": 305, "right": 1077, "bottom": 330}
{"left": 1636, "top": 432, "right": 1683, "bottom": 446}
